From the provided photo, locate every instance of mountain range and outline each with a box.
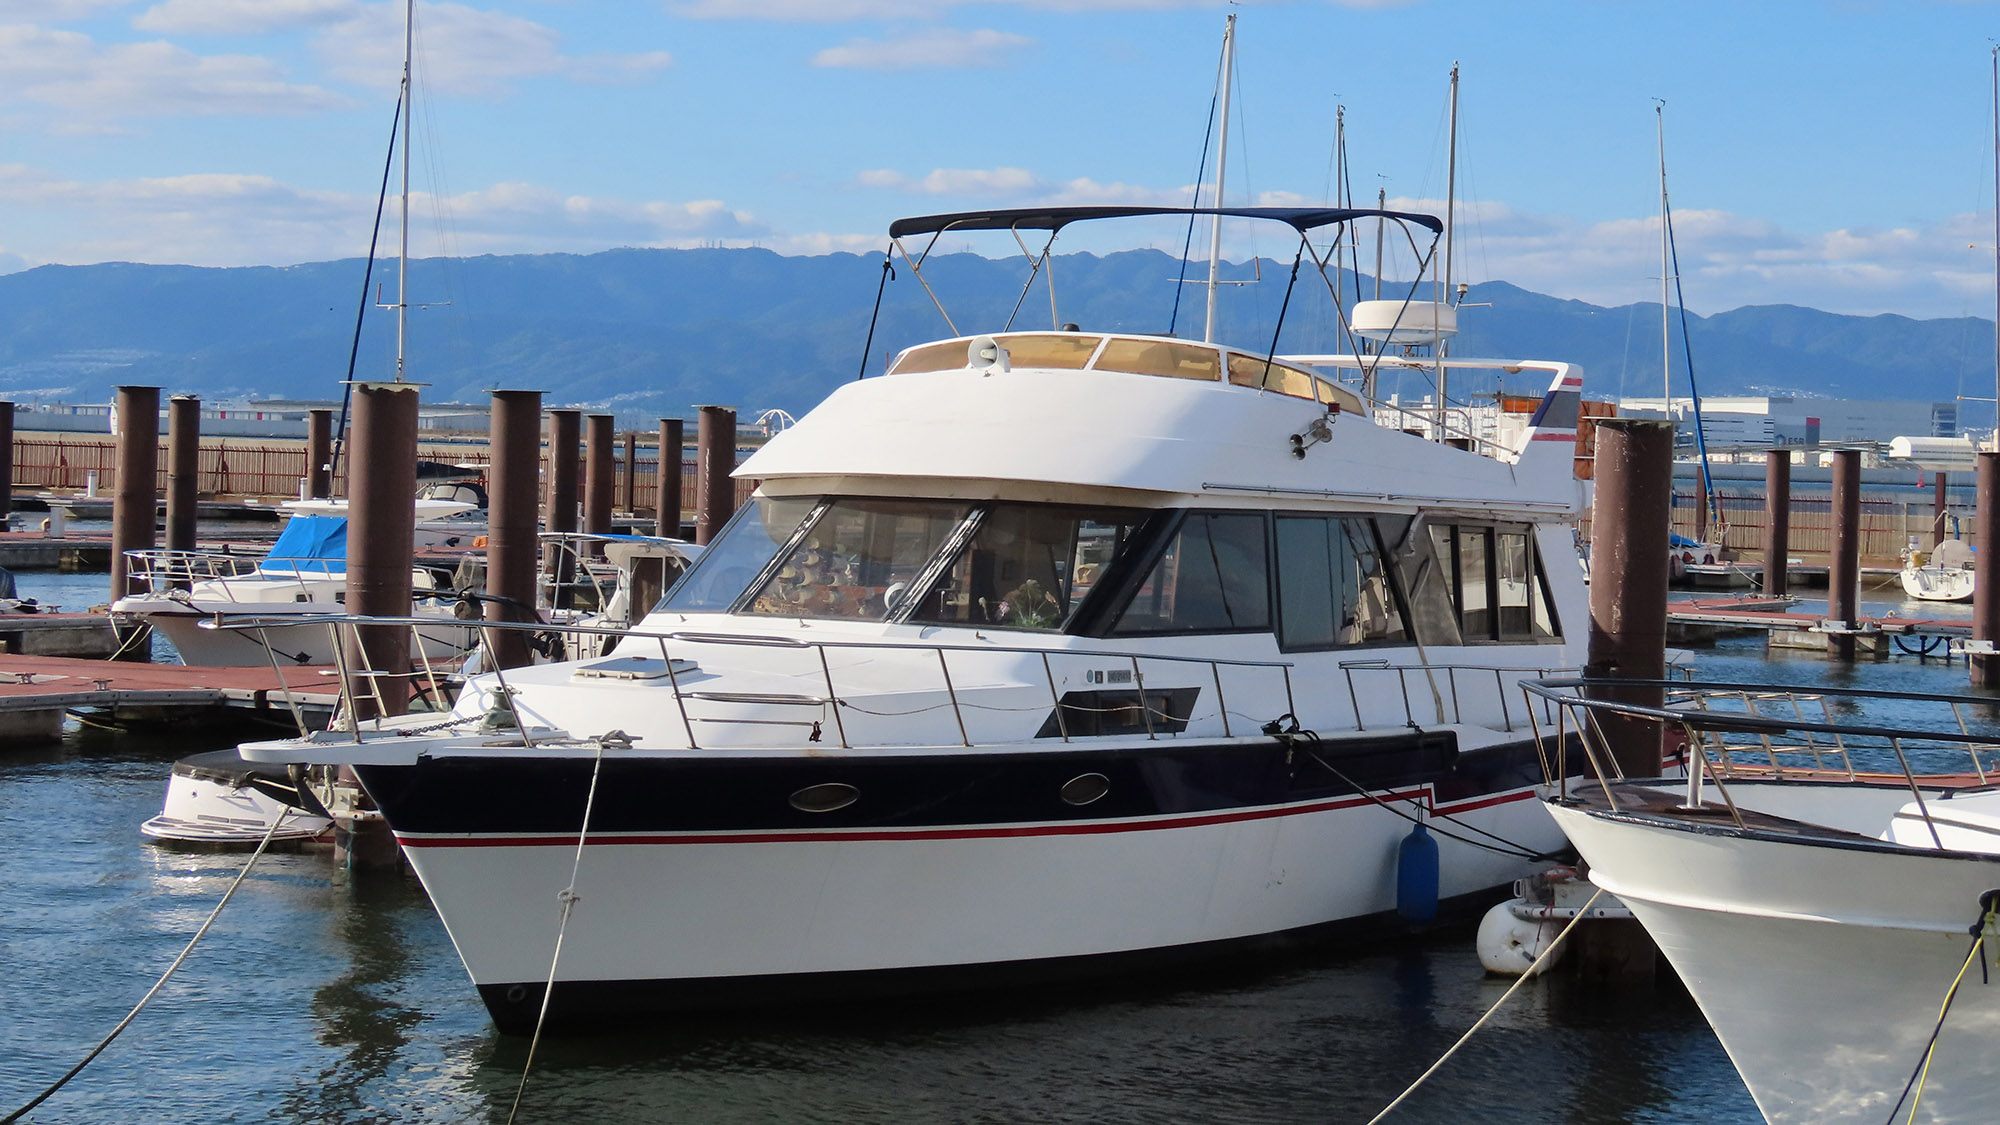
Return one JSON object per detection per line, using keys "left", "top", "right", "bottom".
{"left": 0, "top": 246, "right": 1990, "bottom": 427}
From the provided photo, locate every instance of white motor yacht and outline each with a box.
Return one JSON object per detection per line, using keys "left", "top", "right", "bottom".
{"left": 241, "top": 205, "right": 1595, "bottom": 1033}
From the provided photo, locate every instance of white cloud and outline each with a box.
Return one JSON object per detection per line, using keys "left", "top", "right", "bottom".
{"left": 813, "top": 27, "right": 1030, "bottom": 69}
{"left": 858, "top": 164, "right": 1189, "bottom": 206}
{"left": 312, "top": 2, "right": 670, "bottom": 97}
{"left": 0, "top": 24, "right": 351, "bottom": 118}
{"left": 135, "top": 0, "right": 359, "bottom": 35}
{"left": 677, "top": 0, "right": 1306, "bottom": 18}
{"left": 0, "top": 0, "right": 132, "bottom": 19}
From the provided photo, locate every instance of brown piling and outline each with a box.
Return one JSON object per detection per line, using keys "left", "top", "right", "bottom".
{"left": 0, "top": 400, "right": 13, "bottom": 531}
{"left": 1583, "top": 418, "right": 1673, "bottom": 780}
{"left": 1975, "top": 454, "right": 2000, "bottom": 686}
{"left": 307, "top": 408, "right": 334, "bottom": 498}
{"left": 1763, "top": 450, "right": 1790, "bottom": 598}
{"left": 344, "top": 382, "right": 419, "bottom": 721}
{"left": 584, "top": 413, "right": 614, "bottom": 539}
{"left": 1827, "top": 449, "right": 1861, "bottom": 661}
{"left": 1936, "top": 472, "right": 1951, "bottom": 547}
{"left": 657, "top": 418, "right": 684, "bottom": 538}
{"left": 621, "top": 430, "right": 638, "bottom": 516}
{"left": 485, "top": 391, "right": 541, "bottom": 671}
{"left": 110, "top": 386, "right": 160, "bottom": 611}
{"left": 547, "top": 410, "right": 581, "bottom": 537}
{"left": 695, "top": 405, "right": 737, "bottom": 545}
{"left": 165, "top": 395, "right": 199, "bottom": 554}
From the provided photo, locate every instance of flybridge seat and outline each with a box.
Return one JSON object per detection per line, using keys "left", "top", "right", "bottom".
{"left": 888, "top": 331, "right": 1366, "bottom": 415}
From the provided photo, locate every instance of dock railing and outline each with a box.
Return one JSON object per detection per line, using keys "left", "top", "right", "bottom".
{"left": 1523, "top": 676, "right": 2000, "bottom": 846}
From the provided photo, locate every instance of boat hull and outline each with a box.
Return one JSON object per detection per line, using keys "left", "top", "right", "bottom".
{"left": 1549, "top": 795, "right": 2000, "bottom": 1125}
{"left": 125, "top": 602, "right": 479, "bottom": 667}
{"left": 356, "top": 732, "right": 1569, "bottom": 1033}
{"left": 1900, "top": 566, "right": 1974, "bottom": 603}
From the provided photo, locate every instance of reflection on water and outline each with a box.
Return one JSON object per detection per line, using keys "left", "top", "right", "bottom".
{"left": 44, "top": 626, "right": 2000, "bottom": 1121}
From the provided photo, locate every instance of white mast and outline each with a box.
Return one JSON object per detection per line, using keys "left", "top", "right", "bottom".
{"left": 395, "top": 0, "right": 413, "bottom": 382}
{"left": 1434, "top": 62, "right": 1458, "bottom": 440}
{"left": 1991, "top": 46, "right": 1998, "bottom": 448}
{"left": 1658, "top": 100, "right": 1672, "bottom": 419}
{"left": 1203, "top": 12, "right": 1235, "bottom": 344}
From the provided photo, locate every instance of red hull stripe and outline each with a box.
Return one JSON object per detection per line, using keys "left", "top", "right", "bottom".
{"left": 1529, "top": 432, "right": 1577, "bottom": 441}
{"left": 396, "top": 787, "right": 1542, "bottom": 849}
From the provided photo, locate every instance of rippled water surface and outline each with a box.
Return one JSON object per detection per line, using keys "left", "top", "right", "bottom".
{"left": 19, "top": 574, "right": 1990, "bottom": 1123}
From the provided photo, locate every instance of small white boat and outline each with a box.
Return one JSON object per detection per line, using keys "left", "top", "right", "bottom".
{"left": 112, "top": 500, "right": 481, "bottom": 667}
{"left": 1536, "top": 677, "right": 2000, "bottom": 1125}
{"left": 1901, "top": 538, "right": 1975, "bottom": 602}
{"left": 141, "top": 749, "right": 333, "bottom": 845}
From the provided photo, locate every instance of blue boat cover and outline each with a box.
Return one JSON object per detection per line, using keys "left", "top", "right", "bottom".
{"left": 261, "top": 515, "right": 348, "bottom": 574}
{"left": 1668, "top": 532, "right": 1704, "bottom": 549}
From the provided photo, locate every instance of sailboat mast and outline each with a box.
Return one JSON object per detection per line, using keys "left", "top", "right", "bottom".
{"left": 1991, "top": 46, "right": 1998, "bottom": 447}
{"left": 1203, "top": 12, "right": 1235, "bottom": 344}
{"left": 1657, "top": 102, "right": 1672, "bottom": 418}
{"left": 395, "top": 0, "right": 413, "bottom": 383}
{"left": 1435, "top": 62, "right": 1458, "bottom": 440}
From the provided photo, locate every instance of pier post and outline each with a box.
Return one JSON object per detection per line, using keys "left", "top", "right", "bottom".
{"left": 621, "top": 430, "right": 638, "bottom": 516}
{"left": 584, "top": 413, "right": 614, "bottom": 542}
{"left": 165, "top": 395, "right": 199, "bottom": 555}
{"left": 110, "top": 386, "right": 160, "bottom": 662}
{"left": 1935, "top": 472, "right": 1951, "bottom": 547}
{"left": 1974, "top": 454, "right": 2000, "bottom": 686}
{"left": 657, "top": 418, "right": 684, "bottom": 539}
{"left": 344, "top": 382, "right": 418, "bottom": 720}
{"left": 547, "top": 410, "right": 580, "bottom": 537}
{"left": 0, "top": 400, "right": 13, "bottom": 531}
{"left": 695, "top": 405, "right": 737, "bottom": 545}
{"left": 1583, "top": 419, "right": 1672, "bottom": 780}
{"left": 485, "top": 391, "right": 541, "bottom": 672}
{"left": 1763, "top": 450, "right": 1790, "bottom": 598}
{"left": 1827, "top": 449, "right": 1861, "bottom": 662}
{"left": 546, "top": 409, "right": 581, "bottom": 607}
{"left": 307, "top": 408, "right": 333, "bottom": 499}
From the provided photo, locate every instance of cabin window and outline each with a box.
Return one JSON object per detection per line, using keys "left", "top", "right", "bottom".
{"left": 1425, "top": 522, "right": 1561, "bottom": 643}
{"left": 1109, "top": 512, "right": 1270, "bottom": 634}
{"left": 741, "top": 498, "right": 971, "bottom": 619}
{"left": 662, "top": 496, "right": 819, "bottom": 612}
{"left": 888, "top": 340, "right": 976, "bottom": 375}
{"left": 1384, "top": 516, "right": 1462, "bottom": 646}
{"left": 996, "top": 333, "right": 1103, "bottom": 369}
{"left": 909, "top": 504, "right": 1146, "bottom": 630}
{"left": 1093, "top": 339, "right": 1222, "bottom": 382}
{"left": 1273, "top": 515, "right": 1408, "bottom": 650}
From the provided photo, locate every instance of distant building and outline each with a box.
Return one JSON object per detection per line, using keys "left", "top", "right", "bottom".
{"left": 1617, "top": 396, "right": 1957, "bottom": 448}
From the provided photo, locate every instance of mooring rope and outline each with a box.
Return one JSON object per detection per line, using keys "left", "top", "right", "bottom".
{"left": 1365, "top": 887, "right": 1604, "bottom": 1124}
{"left": 1885, "top": 890, "right": 2000, "bottom": 1125}
{"left": 2, "top": 809, "right": 290, "bottom": 1124}
{"left": 506, "top": 740, "right": 608, "bottom": 1125}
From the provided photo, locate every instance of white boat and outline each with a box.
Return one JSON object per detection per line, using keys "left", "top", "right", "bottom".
{"left": 1536, "top": 678, "right": 2000, "bottom": 1125}
{"left": 1902, "top": 538, "right": 1975, "bottom": 602}
{"left": 111, "top": 499, "right": 481, "bottom": 667}
{"left": 239, "top": 203, "right": 1594, "bottom": 1033}
{"left": 140, "top": 748, "right": 334, "bottom": 845}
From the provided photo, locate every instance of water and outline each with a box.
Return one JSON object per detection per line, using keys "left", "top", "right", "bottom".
{"left": 24, "top": 573, "right": 1996, "bottom": 1123}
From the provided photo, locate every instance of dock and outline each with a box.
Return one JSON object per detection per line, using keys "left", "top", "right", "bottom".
{"left": 0, "top": 654, "right": 341, "bottom": 740}
{"left": 1668, "top": 596, "right": 1967, "bottom": 657}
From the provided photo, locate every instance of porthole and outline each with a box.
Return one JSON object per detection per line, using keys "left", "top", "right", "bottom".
{"left": 1060, "top": 772, "right": 1110, "bottom": 806}
{"left": 790, "top": 782, "right": 859, "bottom": 813}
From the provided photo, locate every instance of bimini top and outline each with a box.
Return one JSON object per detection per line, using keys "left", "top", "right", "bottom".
{"left": 887, "top": 206, "right": 1444, "bottom": 239}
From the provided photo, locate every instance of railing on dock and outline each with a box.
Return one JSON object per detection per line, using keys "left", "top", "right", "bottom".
{"left": 1523, "top": 676, "right": 2000, "bottom": 843}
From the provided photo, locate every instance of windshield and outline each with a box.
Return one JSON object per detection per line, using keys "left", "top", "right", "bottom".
{"left": 909, "top": 503, "right": 1146, "bottom": 631}
{"left": 661, "top": 496, "right": 818, "bottom": 612}
{"left": 744, "top": 498, "right": 972, "bottom": 619}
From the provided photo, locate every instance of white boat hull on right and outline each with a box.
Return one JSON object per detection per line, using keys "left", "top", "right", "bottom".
{"left": 1901, "top": 565, "right": 1975, "bottom": 603}
{"left": 138, "top": 603, "right": 481, "bottom": 667}
{"left": 1549, "top": 796, "right": 2000, "bottom": 1125}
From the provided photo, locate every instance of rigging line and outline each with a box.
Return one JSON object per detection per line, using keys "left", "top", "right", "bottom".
{"left": 1287, "top": 736, "right": 1549, "bottom": 860}
{"left": 1, "top": 809, "right": 292, "bottom": 1125}
{"left": 507, "top": 739, "right": 609, "bottom": 1125}
{"left": 1665, "top": 199, "right": 1720, "bottom": 531}
{"left": 330, "top": 88, "right": 405, "bottom": 486}
{"left": 855, "top": 254, "right": 896, "bottom": 381}
{"left": 1884, "top": 892, "right": 1998, "bottom": 1125}
{"left": 1364, "top": 888, "right": 1605, "bottom": 1125}
{"left": 1169, "top": 74, "right": 1223, "bottom": 337}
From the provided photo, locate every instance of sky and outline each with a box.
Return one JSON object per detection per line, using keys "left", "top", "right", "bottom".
{"left": 4, "top": 0, "right": 2000, "bottom": 320}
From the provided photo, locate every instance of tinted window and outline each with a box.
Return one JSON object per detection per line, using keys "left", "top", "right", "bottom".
{"left": 744, "top": 498, "right": 970, "bottom": 619}
{"left": 1274, "top": 515, "right": 1408, "bottom": 650}
{"left": 911, "top": 504, "right": 1145, "bottom": 631}
{"left": 1111, "top": 512, "right": 1270, "bottom": 634}
{"left": 662, "top": 496, "right": 818, "bottom": 612}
